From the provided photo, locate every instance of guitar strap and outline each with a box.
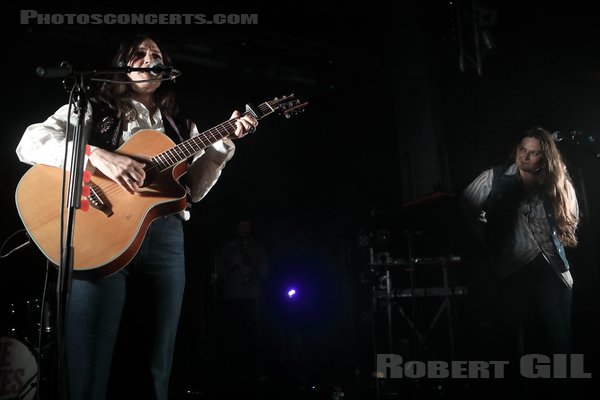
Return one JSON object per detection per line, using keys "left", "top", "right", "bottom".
{"left": 163, "top": 113, "right": 194, "bottom": 204}
{"left": 163, "top": 113, "right": 191, "bottom": 144}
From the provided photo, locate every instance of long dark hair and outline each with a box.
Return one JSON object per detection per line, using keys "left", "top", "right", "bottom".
{"left": 511, "top": 127, "right": 579, "bottom": 246}
{"left": 96, "top": 33, "right": 178, "bottom": 119}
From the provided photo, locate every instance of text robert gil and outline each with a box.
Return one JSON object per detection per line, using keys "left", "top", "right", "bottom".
{"left": 377, "top": 354, "right": 592, "bottom": 379}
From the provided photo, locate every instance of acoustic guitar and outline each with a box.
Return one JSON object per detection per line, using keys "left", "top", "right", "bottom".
{"left": 15, "top": 95, "right": 306, "bottom": 278}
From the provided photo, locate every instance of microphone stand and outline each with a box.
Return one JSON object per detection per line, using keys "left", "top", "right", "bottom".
{"left": 54, "top": 70, "right": 91, "bottom": 400}
{"left": 565, "top": 130, "right": 600, "bottom": 160}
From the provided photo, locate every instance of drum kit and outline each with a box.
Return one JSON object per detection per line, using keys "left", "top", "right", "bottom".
{"left": 0, "top": 297, "right": 53, "bottom": 400}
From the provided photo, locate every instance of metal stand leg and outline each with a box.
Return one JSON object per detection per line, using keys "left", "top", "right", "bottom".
{"left": 385, "top": 268, "right": 393, "bottom": 354}
{"left": 394, "top": 263, "right": 457, "bottom": 361}
{"left": 371, "top": 280, "right": 381, "bottom": 400}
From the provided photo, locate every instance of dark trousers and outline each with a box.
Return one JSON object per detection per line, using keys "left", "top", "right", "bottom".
{"left": 66, "top": 215, "right": 186, "bottom": 400}
{"left": 489, "top": 254, "right": 572, "bottom": 360}
{"left": 471, "top": 254, "right": 573, "bottom": 398}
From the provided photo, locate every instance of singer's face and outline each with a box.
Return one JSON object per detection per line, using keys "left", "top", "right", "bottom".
{"left": 127, "top": 39, "right": 163, "bottom": 94}
{"left": 516, "top": 137, "right": 545, "bottom": 173}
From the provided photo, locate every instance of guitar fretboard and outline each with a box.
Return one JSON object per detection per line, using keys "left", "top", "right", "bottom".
{"left": 151, "top": 101, "right": 274, "bottom": 171}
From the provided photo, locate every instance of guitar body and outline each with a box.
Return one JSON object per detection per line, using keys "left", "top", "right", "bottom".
{"left": 15, "top": 130, "right": 188, "bottom": 278}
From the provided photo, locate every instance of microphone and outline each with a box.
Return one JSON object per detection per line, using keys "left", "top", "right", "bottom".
{"left": 552, "top": 130, "right": 586, "bottom": 143}
{"left": 36, "top": 61, "right": 73, "bottom": 78}
{"left": 551, "top": 131, "right": 564, "bottom": 142}
{"left": 147, "top": 61, "right": 180, "bottom": 77}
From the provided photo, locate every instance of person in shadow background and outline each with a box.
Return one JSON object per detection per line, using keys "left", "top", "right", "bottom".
{"left": 215, "top": 218, "right": 269, "bottom": 387}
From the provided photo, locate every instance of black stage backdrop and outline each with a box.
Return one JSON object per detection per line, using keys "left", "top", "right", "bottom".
{"left": 1, "top": 1, "right": 599, "bottom": 398}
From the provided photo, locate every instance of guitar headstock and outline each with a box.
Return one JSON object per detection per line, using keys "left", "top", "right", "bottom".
{"left": 268, "top": 94, "right": 309, "bottom": 119}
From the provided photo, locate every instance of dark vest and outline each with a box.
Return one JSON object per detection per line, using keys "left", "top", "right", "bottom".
{"left": 88, "top": 99, "right": 192, "bottom": 150}
{"left": 483, "top": 166, "right": 569, "bottom": 271}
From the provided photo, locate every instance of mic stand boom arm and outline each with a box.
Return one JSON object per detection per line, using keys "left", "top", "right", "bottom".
{"left": 36, "top": 63, "right": 174, "bottom": 79}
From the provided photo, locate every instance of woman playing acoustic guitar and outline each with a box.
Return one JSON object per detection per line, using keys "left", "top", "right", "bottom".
{"left": 16, "top": 33, "right": 258, "bottom": 400}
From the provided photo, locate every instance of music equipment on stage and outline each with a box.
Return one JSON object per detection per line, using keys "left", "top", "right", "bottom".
{"left": 0, "top": 336, "right": 38, "bottom": 400}
{"left": 370, "top": 255, "right": 463, "bottom": 270}
{"left": 375, "top": 286, "right": 468, "bottom": 299}
{"left": 15, "top": 95, "right": 307, "bottom": 278}
{"left": 369, "top": 253, "right": 465, "bottom": 360}
{"left": 0, "top": 298, "right": 49, "bottom": 344}
{"left": 366, "top": 192, "right": 468, "bottom": 362}
{"left": 362, "top": 192, "right": 470, "bottom": 398}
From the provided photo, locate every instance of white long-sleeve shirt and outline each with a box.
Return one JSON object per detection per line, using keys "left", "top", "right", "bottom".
{"left": 16, "top": 100, "right": 235, "bottom": 209}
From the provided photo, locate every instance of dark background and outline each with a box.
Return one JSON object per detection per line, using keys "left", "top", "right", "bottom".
{"left": 1, "top": 1, "right": 599, "bottom": 398}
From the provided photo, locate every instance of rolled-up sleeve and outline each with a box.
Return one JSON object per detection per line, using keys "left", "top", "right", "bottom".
{"left": 460, "top": 168, "right": 493, "bottom": 242}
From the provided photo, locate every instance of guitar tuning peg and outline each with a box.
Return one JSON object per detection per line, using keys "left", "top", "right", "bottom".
{"left": 80, "top": 198, "right": 90, "bottom": 212}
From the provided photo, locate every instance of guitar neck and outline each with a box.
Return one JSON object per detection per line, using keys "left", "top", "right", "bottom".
{"left": 151, "top": 101, "right": 275, "bottom": 171}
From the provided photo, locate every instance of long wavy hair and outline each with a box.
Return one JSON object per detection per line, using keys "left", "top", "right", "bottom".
{"left": 510, "top": 127, "right": 579, "bottom": 246}
{"left": 95, "top": 33, "right": 178, "bottom": 120}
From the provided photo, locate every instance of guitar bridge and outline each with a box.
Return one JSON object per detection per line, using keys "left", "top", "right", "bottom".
{"left": 89, "top": 183, "right": 113, "bottom": 217}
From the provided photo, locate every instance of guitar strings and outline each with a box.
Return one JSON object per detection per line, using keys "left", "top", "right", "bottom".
{"left": 85, "top": 101, "right": 276, "bottom": 201}
{"left": 89, "top": 119, "right": 240, "bottom": 199}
